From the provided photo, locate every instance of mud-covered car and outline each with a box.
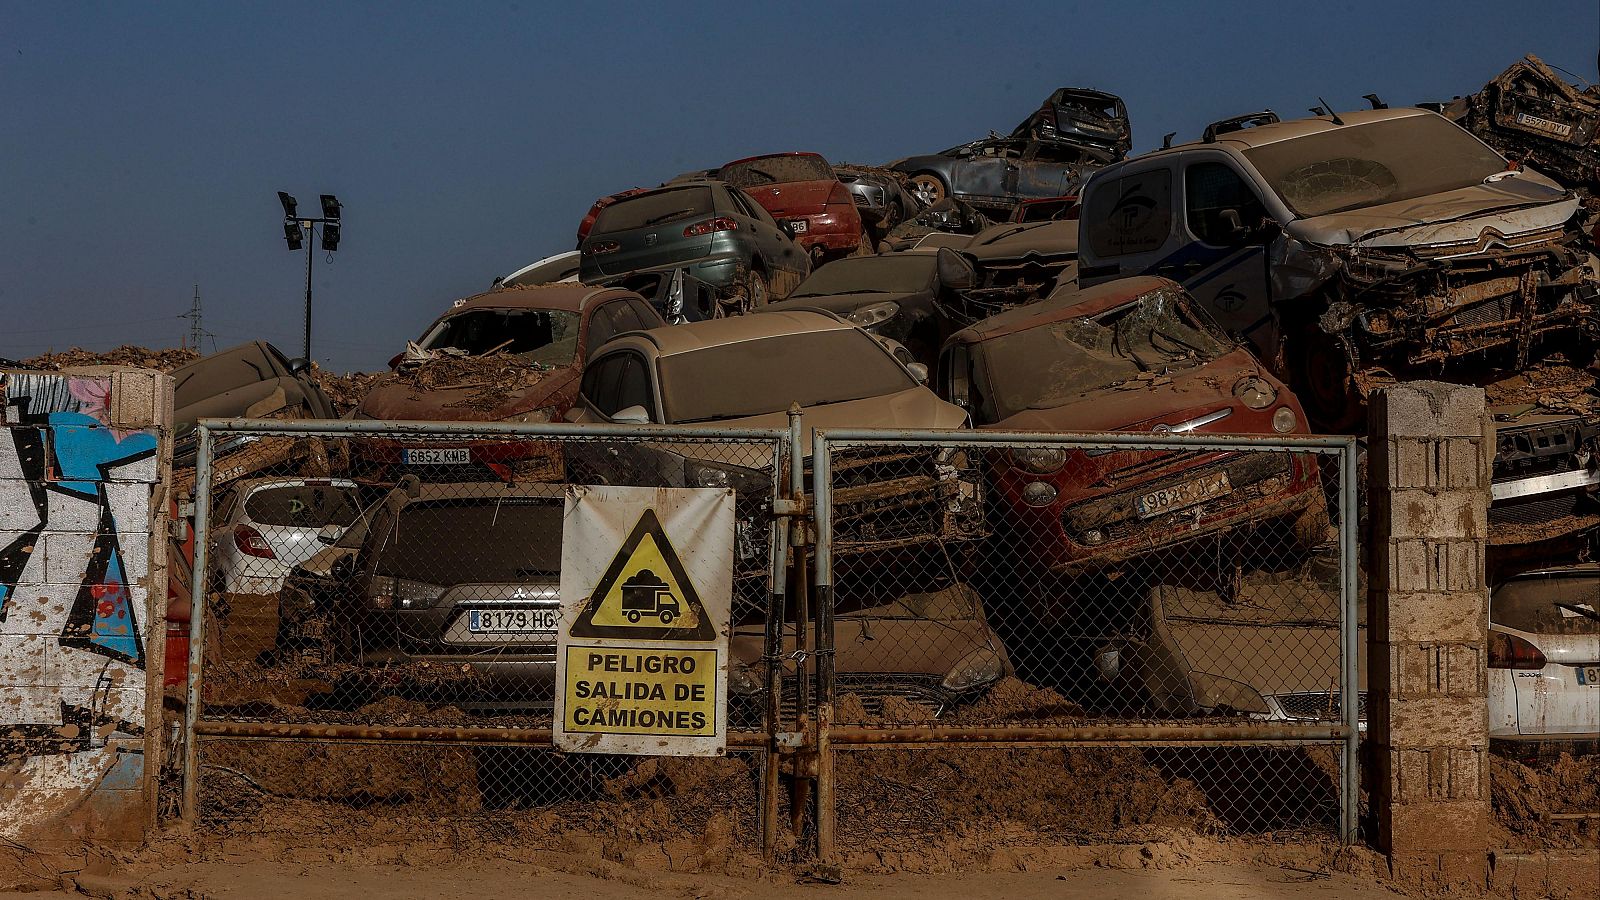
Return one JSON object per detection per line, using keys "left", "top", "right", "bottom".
{"left": 1489, "top": 403, "right": 1600, "bottom": 535}
{"left": 727, "top": 578, "right": 1009, "bottom": 726}
{"left": 958, "top": 219, "right": 1081, "bottom": 321}
{"left": 579, "top": 181, "right": 812, "bottom": 311}
{"left": 889, "top": 136, "right": 1105, "bottom": 213}
{"left": 768, "top": 247, "right": 979, "bottom": 368}
{"left": 574, "top": 310, "right": 985, "bottom": 556}
{"left": 1009, "top": 87, "right": 1132, "bottom": 161}
{"left": 1077, "top": 106, "right": 1600, "bottom": 430}
{"left": 718, "top": 152, "right": 869, "bottom": 262}
{"left": 171, "top": 340, "right": 335, "bottom": 433}
{"left": 834, "top": 163, "right": 924, "bottom": 234}
{"left": 880, "top": 198, "right": 995, "bottom": 253}
{"left": 352, "top": 284, "right": 664, "bottom": 477}
{"left": 1011, "top": 195, "right": 1079, "bottom": 223}
{"left": 939, "top": 276, "right": 1326, "bottom": 575}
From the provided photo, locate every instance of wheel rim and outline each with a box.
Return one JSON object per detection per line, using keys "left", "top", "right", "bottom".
{"left": 911, "top": 176, "right": 943, "bottom": 205}
{"left": 748, "top": 273, "right": 768, "bottom": 311}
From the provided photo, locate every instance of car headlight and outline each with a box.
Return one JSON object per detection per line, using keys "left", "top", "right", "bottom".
{"left": 1012, "top": 446, "right": 1067, "bottom": 474}
{"left": 1272, "top": 406, "right": 1297, "bottom": 434}
{"left": 942, "top": 645, "right": 1006, "bottom": 693}
{"left": 684, "top": 458, "right": 767, "bottom": 494}
{"left": 371, "top": 576, "right": 445, "bottom": 610}
{"left": 1232, "top": 376, "right": 1277, "bottom": 410}
{"left": 846, "top": 301, "right": 900, "bottom": 329}
{"left": 1021, "top": 482, "right": 1057, "bottom": 507}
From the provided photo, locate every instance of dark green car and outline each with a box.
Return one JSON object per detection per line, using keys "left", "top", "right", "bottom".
{"left": 579, "top": 180, "right": 811, "bottom": 314}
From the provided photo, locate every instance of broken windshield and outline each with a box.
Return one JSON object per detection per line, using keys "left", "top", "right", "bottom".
{"left": 720, "top": 155, "right": 834, "bottom": 187}
{"left": 975, "top": 287, "right": 1232, "bottom": 422}
{"left": 419, "top": 308, "right": 581, "bottom": 366}
{"left": 1243, "top": 114, "right": 1507, "bottom": 218}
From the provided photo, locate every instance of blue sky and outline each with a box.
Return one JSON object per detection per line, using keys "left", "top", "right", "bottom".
{"left": 3, "top": 1, "right": 1596, "bottom": 371}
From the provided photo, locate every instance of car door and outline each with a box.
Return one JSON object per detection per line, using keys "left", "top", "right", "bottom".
{"left": 728, "top": 187, "right": 807, "bottom": 281}
{"left": 948, "top": 139, "right": 1019, "bottom": 205}
{"left": 578, "top": 350, "right": 661, "bottom": 423}
{"left": 1176, "top": 158, "right": 1277, "bottom": 357}
{"left": 1078, "top": 162, "right": 1181, "bottom": 287}
{"left": 1014, "top": 141, "right": 1083, "bottom": 201}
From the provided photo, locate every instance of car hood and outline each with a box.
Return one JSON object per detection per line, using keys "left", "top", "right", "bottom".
{"left": 356, "top": 367, "right": 577, "bottom": 422}
{"left": 690, "top": 386, "right": 964, "bottom": 440}
{"left": 965, "top": 221, "right": 1080, "bottom": 261}
{"left": 991, "top": 354, "right": 1262, "bottom": 433}
{"left": 776, "top": 290, "right": 927, "bottom": 315}
{"left": 745, "top": 180, "right": 839, "bottom": 217}
{"left": 1286, "top": 175, "right": 1578, "bottom": 248}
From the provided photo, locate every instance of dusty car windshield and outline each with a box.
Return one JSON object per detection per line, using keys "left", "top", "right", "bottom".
{"left": 790, "top": 255, "right": 935, "bottom": 297}
{"left": 1494, "top": 575, "right": 1600, "bottom": 635}
{"left": 420, "top": 309, "right": 581, "bottom": 365}
{"left": 720, "top": 155, "right": 834, "bottom": 187}
{"left": 1243, "top": 115, "right": 1506, "bottom": 218}
{"left": 376, "top": 498, "right": 563, "bottom": 584}
{"left": 592, "top": 187, "right": 714, "bottom": 234}
{"left": 244, "top": 484, "right": 359, "bottom": 528}
{"left": 976, "top": 287, "right": 1232, "bottom": 422}
{"left": 661, "top": 330, "right": 915, "bottom": 422}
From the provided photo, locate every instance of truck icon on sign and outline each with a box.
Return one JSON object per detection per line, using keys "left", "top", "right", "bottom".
{"left": 621, "top": 570, "right": 681, "bottom": 624}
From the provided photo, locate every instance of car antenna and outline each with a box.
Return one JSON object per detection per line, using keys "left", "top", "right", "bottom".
{"left": 1362, "top": 93, "right": 1387, "bottom": 110}
{"left": 1318, "top": 98, "right": 1345, "bottom": 125}
{"left": 1309, "top": 106, "right": 1326, "bottom": 116}
{"left": 1161, "top": 132, "right": 1176, "bottom": 149}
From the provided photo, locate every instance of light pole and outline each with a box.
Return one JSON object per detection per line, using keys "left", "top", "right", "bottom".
{"left": 277, "top": 191, "right": 341, "bottom": 361}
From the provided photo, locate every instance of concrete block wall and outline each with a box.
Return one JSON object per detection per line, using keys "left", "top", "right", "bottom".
{"left": 0, "top": 368, "right": 171, "bottom": 849}
{"left": 1367, "top": 382, "right": 1492, "bottom": 889}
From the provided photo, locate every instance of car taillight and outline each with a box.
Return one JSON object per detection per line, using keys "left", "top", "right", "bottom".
{"left": 684, "top": 217, "right": 737, "bottom": 237}
{"left": 232, "top": 524, "right": 276, "bottom": 559}
{"left": 589, "top": 240, "right": 621, "bottom": 254}
{"left": 1489, "top": 631, "right": 1546, "bottom": 670}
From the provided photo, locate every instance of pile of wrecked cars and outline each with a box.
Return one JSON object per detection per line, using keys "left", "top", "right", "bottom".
{"left": 155, "top": 75, "right": 1600, "bottom": 743}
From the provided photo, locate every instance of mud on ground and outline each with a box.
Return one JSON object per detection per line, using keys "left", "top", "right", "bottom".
{"left": 1491, "top": 749, "right": 1600, "bottom": 849}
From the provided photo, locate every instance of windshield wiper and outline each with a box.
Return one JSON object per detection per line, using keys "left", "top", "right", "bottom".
{"left": 642, "top": 208, "right": 697, "bottom": 227}
{"left": 1554, "top": 601, "right": 1600, "bottom": 624}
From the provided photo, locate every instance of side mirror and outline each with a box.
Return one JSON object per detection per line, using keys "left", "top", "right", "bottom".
{"left": 287, "top": 357, "right": 311, "bottom": 376}
{"left": 1218, "top": 209, "right": 1249, "bottom": 245}
{"left": 935, "top": 248, "right": 977, "bottom": 291}
{"left": 611, "top": 405, "right": 651, "bottom": 425}
{"left": 907, "top": 362, "right": 929, "bottom": 384}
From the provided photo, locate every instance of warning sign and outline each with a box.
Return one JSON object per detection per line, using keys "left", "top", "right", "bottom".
{"left": 555, "top": 485, "right": 734, "bottom": 756}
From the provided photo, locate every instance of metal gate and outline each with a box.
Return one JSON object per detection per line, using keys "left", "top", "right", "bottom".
{"left": 808, "top": 428, "right": 1360, "bottom": 858}
{"left": 177, "top": 417, "right": 804, "bottom": 857}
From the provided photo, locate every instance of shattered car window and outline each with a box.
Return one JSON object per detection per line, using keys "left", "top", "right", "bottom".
{"left": 661, "top": 330, "right": 915, "bottom": 423}
{"left": 1494, "top": 575, "right": 1600, "bottom": 635}
{"left": 790, "top": 255, "right": 936, "bottom": 297}
{"left": 419, "top": 309, "right": 581, "bottom": 365}
{"left": 977, "top": 287, "right": 1231, "bottom": 422}
{"left": 592, "top": 187, "right": 714, "bottom": 233}
{"left": 1243, "top": 115, "right": 1506, "bottom": 218}
{"left": 720, "top": 155, "right": 834, "bottom": 187}
{"left": 377, "top": 498, "right": 563, "bottom": 584}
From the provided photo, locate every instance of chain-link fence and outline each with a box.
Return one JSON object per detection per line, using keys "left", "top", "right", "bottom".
{"left": 178, "top": 418, "right": 802, "bottom": 857}
{"left": 810, "top": 429, "right": 1361, "bottom": 857}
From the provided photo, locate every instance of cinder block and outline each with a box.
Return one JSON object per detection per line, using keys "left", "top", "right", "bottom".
{"left": 1448, "top": 747, "right": 1485, "bottom": 801}
{"left": 1386, "top": 539, "right": 1484, "bottom": 593}
{"left": 1489, "top": 851, "right": 1548, "bottom": 897}
{"left": 0, "top": 635, "right": 49, "bottom": 685}
{"left": 1386, "top": 696, "right": 1487, "bottom": 747}
{"left": 1378, "top": 593, "right": 1487, "bottom": 644}
{"left": 1386, "top": 489, "right": 1487, "bottom": 540}
{"left": 1539, "top": 850, "right": 1600, "bottom": 899}
{"left": 108, "top": 371, "right": 168, "bottom": 431}
{"left": 1387, "top": 803, "right": 1489, "bottom": 853}
{"left": 1376, "top": 382, "right": 1490, "bottom": 439}
{"left": 1, "top": 584, "right": 76, "bottom": 636}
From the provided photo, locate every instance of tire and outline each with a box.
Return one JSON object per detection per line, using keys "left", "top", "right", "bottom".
{"left": 625, "top": 610, "right": 641, "bottom": 624}
{"left": 1289, "top": 326, "right": 1365, "bottom": 433}
{"left": 909, "top": 173, "right": 946, "bottom": 205}
{"left": 659, "top": 609, "right": 676, "bottom": 625}
{"left": 744, "top": 268, "right": 770, "bottom": 313}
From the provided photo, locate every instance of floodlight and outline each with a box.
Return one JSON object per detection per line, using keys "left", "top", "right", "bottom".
{"left": 320, "top": 222, "right": 340, "bottom": 252}
{"left": 320, "top": 194, "right": 341, "bottom": 220}
{"left": 278, "top": 191, "right": 298, "bottom": 219}
{"left": 283, "top": 220, "right": 303, "bottom": 250}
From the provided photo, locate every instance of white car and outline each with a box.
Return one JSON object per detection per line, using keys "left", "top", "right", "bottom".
{"left": 210, "top": 478, "right": 361, "bottom": 595}
{"left": 1490, "top": 565, "right": 1600, "bottom": 745}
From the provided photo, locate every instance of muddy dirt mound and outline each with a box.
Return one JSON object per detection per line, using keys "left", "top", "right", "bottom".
{"left": 1485, "top": 360, "right": 1598, "bottom": 411}
{"left": 20, "top": 344, "right": 199, "bottom": 371}
{"left": 312, "top": 365, "right": 386, "bottom": 416}
{"left": 1491, "top": 750, "right": 1600, "bottom": 848}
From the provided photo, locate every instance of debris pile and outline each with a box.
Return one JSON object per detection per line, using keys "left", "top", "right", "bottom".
{"left": 20, "top": 344, "right": 200, "bottom": 371}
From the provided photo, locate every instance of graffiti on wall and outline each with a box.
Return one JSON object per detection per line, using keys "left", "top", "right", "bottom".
{"left": 1, "top": 372, "right": 156, "bottom": 757}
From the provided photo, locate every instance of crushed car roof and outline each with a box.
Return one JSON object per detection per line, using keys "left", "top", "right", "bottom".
{"left": 448, "top": 283, "right": 638, "bottom": 314}
{"left": 950, "top": 276, "right": 1175, "bottom": 343}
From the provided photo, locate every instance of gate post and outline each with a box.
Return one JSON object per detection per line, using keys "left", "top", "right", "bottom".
{"left": 1367, "top": 382, "right": 1491, "bottom": 888}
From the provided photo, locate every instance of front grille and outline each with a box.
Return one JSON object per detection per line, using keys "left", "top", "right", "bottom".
{"left": 825, "top": 449, "right": 986, "bottom": 551}
{"left": 1491, "top": 491, "right": 1588, "bottom": 526}
{"left": 1453, "top": 295, "right": 1515, "bottom": 330}
{"left": 1061, "top": 453, "right": 1296, "bottom": 544}
{"left": 1273, "top": 691, "right": 1367, "bottom": 723}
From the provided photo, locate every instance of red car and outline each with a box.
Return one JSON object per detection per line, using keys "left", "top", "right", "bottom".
{"left": 352, "top": 284, "right": 664, "bottom": 478}
{"left": 717, "top": 152, "right": 867, "bottom": 262}
{"left": 938, "top": 276, "right": 1327, "bottom": 575}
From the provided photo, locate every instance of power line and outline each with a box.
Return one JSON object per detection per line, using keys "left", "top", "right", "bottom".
{"left": 3, "top": 315, "right": 185, "bottom": 336}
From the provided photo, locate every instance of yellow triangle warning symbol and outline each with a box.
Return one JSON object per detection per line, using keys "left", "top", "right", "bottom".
{"left": 569, "top": 508, "right": 716, "bottom": 641}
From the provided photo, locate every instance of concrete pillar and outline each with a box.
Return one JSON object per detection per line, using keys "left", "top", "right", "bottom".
{"left": 1367, "top": 382, "right": 1492, "bottom": 889}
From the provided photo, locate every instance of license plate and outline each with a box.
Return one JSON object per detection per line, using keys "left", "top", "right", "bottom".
{"left": 787, "top": 219, "right": 808, "bottom": 234}
{"left": 404, "top": 447, "right": 470, "bottom": 465}
{"left": 469, "top": 608, "right": 557, "bottom": 634}
{"left": 1515, "top": 112, "right": 1573, "bottom": 138}
{"left": 1136, "top": 472, "right": 1233, "bottom": 519}
{"left": 1577, "top": 666, "right": 1600, "bottom": 686}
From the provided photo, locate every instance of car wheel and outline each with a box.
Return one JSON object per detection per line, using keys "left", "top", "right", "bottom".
{"left": 909, "top": 174, "right": 946, "bottom": 205}
{"left": 850, "top": 228, "right": 875, "bottom": 258}
{"left": 741, "top": 268, "right": 770, "bottom": 314}
{"left": 882, "top": 198, "right": 905, "bottom": 230}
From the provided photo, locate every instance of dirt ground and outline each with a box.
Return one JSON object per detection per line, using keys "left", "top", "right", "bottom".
{"left": 1491, "top": 750, "right": 1600, "bottom": 849}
